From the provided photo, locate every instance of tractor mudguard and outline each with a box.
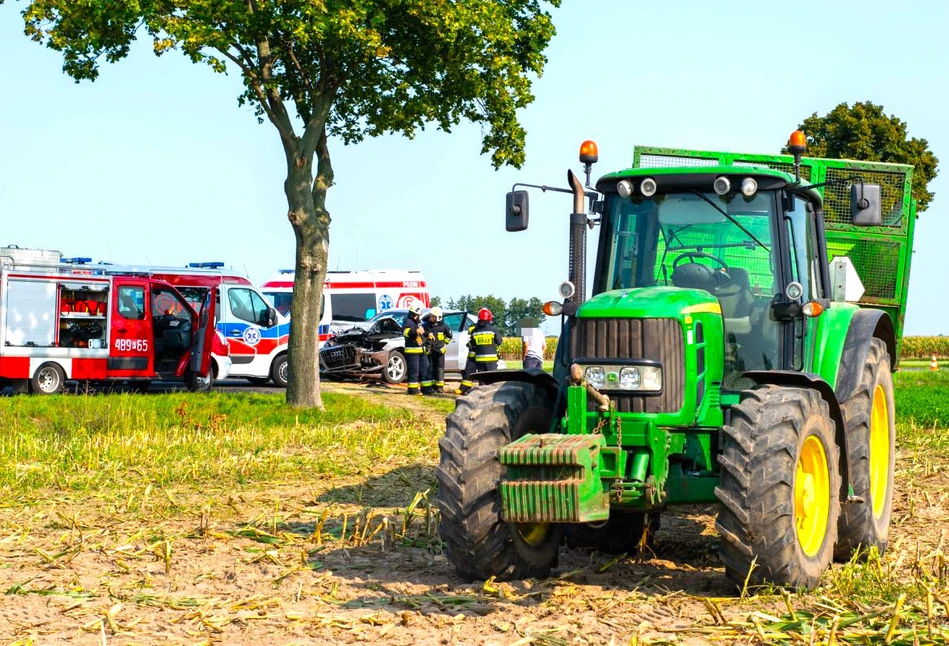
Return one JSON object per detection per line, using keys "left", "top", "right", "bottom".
{"left": 472, "top": 369, "right": 562, "bottom": 404}
{"left": 472, "top": 369, "right": 565, "bottom": 433}
{"left": 834, "top": 309, "right": 896, "bottom": 404}
{"left": 742, "top": 370, "right": 850, "bottom": 502}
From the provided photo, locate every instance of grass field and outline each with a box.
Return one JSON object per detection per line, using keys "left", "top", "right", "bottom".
{"left": 0, "top": 375, "right": 947, "bottom": 644}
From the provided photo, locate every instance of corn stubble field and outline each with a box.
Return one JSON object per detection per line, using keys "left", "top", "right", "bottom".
{"left": 0, "top": 374, "right": 948, "bottom": 645}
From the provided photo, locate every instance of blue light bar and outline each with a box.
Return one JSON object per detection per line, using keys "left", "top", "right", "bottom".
{"left": 278, "top": 268, "right": 295, "bottom": 274}
{"left": 188, "top": 262, "right": 225, "bottom": 269}
{"left": 62, "top": 257, "right": 92, "bottom": 264}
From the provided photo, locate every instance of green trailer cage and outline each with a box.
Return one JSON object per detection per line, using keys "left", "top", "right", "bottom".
{"left": 632, "top": 146, "right": 915, "bottom": 356}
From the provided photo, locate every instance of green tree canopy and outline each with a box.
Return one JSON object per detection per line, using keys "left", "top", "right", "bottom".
{"left": 445, "top": 294, "right": 545, "bottom": 335}
{"left": 785, "top": 101, "right": 938, "bottom": 212}
{"left": 16, "top": 0, "right": 561, "bottom": 407}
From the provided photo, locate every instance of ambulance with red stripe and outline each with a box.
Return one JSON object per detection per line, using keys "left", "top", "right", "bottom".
{"left": 0, "top": 247, "right": 218, "bottom": 394}
{"left": 260, "top": 269, "right": 430, "bottom": 345}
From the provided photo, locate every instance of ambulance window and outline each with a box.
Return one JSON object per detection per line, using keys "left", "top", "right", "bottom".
{"left": 229, "top": 288, "right": 271, "bottom": 326}
{"left": 118, "top": 286, "right": 145, "bottom": 320}
{"left": 330, "top": 293, "right": 377, "bottom": 322}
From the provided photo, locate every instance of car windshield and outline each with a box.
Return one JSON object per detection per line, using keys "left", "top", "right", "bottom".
{"left": 368, "top": 310, "right": 407, "bottom": 327}
{"left": 601, "top": 191, "right": 778, "bottom": 296}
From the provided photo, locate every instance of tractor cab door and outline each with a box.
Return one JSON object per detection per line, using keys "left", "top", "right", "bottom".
{"left": 783, "top": 196, "right": 827, "bottom": 371}
{"left": 190, "top": 287, "right": 218, "bottom": 378}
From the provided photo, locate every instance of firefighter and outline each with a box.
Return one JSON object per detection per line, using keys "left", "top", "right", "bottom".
{"left": 419, "top": 310, "right": 436, "bottom": 395}
{"left": 425, "top": 307, "right": 453, "bottom": 393}
{"left": 402, "top": 304, "right": 425, "bottom": 395}
{"left": 457, "top": 308, "right": 501, "bottom": 395}
{"left": 457, "top": 319, "right": 478, "bottom": 395}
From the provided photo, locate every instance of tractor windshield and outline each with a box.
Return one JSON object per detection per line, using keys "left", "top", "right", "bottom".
{"left": 597, "top": 190, "right": 782, "bottom": 378}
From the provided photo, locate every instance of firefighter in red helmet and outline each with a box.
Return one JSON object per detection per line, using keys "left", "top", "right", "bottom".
{"left": 457, "top": 307, "right": 502, "bottom": 395}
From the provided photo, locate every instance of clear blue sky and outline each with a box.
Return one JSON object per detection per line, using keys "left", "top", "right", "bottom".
{"left": 1, "top": 1, "right": 946, "bottom": 335}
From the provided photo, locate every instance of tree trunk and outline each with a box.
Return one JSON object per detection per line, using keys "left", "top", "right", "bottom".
{"left": 285, "top": 154, "right": 331, "bottom": 409}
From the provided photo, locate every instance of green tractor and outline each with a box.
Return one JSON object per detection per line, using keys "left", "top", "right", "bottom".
{"left": 436, "top": 131, "right": 916, "bottom": 589}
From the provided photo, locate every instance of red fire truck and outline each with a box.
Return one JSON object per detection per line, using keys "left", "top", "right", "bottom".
{"left": 0, "top": 247, "right": 219, "bottom": 394}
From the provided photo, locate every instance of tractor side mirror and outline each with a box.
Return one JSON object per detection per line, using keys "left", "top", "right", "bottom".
{"left": 851, "top": 183, "right": 882, "bottom": 226}
{"left": 506, "top": 190, "right": 529, "bottom": 232}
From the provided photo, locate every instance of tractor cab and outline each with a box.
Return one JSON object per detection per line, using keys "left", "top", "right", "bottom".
{"left": 590, "top": 164, "right": 860, "bottom": 389}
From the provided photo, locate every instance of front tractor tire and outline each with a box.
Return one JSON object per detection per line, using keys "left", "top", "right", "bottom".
{"left": 436, "top": 381, "right": 562, "bottom": 581}
{"left": 835, "top": 338, "right": 896, "bottom": 561}
{"left": 716, "top": 385, "right": 841, "bottom": 590}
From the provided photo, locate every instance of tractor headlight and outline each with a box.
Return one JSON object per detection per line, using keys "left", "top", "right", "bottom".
{"left": 641, "top": 366, "right": 663, "bottom": 391}
{"left": 584, "top": 364, "right": 662, "bottom": 392}
{"left": 619, "top": 367, "right": 642, "bottom": 389}
{"left": 585, "top": 366, "right": 606, "bottom": 389}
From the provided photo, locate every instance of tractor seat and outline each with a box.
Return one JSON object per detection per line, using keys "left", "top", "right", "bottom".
{"left": 716, "top": 268, "right": 754, "bottom": 333}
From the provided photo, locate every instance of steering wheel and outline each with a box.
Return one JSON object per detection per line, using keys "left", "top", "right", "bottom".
{"left": 670, "top": 251, "right": 730, "bottom": 290}
{"left": 672, "top": 251, "right": 730, "bottom": 272}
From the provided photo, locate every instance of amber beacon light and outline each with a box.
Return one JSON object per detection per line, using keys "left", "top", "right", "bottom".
{"left": 579, "top": 140, "right": 599, "bottom": 165}
{"left": 788, "top": 130, "right": 807, "bottom": 181}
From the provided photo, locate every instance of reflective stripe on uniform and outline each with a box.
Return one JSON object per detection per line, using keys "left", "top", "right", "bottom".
{"left": 475, "top": 355, "right": 498, "bottom": 362}
{"left": 404, "top": 347, "right": 423, "bottom": 354}
{"left": 460, "top": 380, "right": 474, "bottom": 388}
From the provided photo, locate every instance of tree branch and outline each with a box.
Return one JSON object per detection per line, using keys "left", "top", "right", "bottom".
{"left": 313, "top": 126, "right": 334, "bottom": 209}
{"left": 217, "top": 45, "right": 296, "bottom": 150}
{"left": 256, "top": 35, "right": 296, "bottom": 150}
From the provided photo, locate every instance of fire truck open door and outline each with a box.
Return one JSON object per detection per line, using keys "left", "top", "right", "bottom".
{"left": 190, "top": 287, "right": 217, "bottom": 377}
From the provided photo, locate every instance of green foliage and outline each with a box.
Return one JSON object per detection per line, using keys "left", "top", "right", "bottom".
{"left": 19, "top": 0, "right": 561, "bottom": 169}
{"left": 446, "top": 294, "right": 546, "bottom": 335}
{"left": 900, "top": 336, "right": 949, "bottom": 359}
{"left": 785, "top": 101, "right": 939, "bottom": 211}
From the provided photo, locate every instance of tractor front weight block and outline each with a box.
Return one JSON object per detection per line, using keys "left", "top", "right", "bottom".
{"left": 499, "top": 433, "right": 610, "bottom": 523}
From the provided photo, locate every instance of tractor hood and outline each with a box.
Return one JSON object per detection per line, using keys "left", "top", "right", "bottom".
{"left": 577, "top": 287, "right": 721, "bottom": 319}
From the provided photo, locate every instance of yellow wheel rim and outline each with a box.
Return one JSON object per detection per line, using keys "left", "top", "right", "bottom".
{"left": 795, "top": 435, "right": 831, "bottom": 557}
{"left": 869, "top": 384, "right": 890, "bottom": 519}
{"left": 516, "top": 523, "right": 550, "bottom": 547}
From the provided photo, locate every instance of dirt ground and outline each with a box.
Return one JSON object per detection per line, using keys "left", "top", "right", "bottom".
{"left": 1, "top": 384, "right": 947, "bottom": 645}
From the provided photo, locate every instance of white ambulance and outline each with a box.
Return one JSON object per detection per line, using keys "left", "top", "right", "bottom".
{"left": 260, "top": 269, "right": 430, "bottom": 345}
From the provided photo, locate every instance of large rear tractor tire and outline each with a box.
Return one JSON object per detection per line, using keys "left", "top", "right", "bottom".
{"left": 716, "top": 385, "right": 840, "bottom": 590}
{"left": 436, "top": 381, "right": 562, "bottom": 581}
{"left": 835, "top": 338, "right": 896, "bottom": 561}
{"left": 565, "top": 512, "right": 660, "bottom": 555}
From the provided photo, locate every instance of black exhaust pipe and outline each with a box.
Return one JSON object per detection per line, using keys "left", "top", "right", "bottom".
{"left": 567, "top": 169, "right": 586, "bottom": 305}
